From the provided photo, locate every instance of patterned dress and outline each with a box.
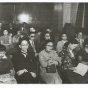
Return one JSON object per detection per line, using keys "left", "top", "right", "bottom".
{"left": 59, "top": 49, "right": 76, "bottom": 70}
{"left": 0, "top": 35, "right": 13, "bottom": 52}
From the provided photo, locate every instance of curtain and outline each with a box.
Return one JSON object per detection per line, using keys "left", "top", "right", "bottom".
{"left": 75, "top": 3, "right": 84, "bottom": 29}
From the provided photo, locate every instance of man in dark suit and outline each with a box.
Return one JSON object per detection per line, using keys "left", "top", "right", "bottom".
{"left": 20, "top": 22, "right": 29, "bottom": 35}
{"left": 28, "top": 32, "right": 40, "bottom": 83}
{"left": 7, "top": 22, "right": 17, "bottom": 36}
{"left": 12, "top": 37, "right": 37, "bottom": 83}
{"left": 28, "top": 32, "right": 40, "bottom": 56}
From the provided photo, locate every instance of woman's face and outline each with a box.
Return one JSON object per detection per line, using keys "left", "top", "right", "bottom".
{"left": 44, "top": 33, "right": 50, "bottom": 40}
{"left": 29, "top": 34, "right": 35, "bottom": 41}
{"left": 77, "top": 32, "right": 82, "bottom": 39}
{"left": 19, "top": 40, "right": 29, "bottom": 52}
{"left": 62, "top": 34, "right": 67, "bottom": 40}
{"left": 45, "top": 42, "right": 53, "bottom": 52}
{"left": 69, "top": 43, "right": 78, "bottom": 50}
{"left": 3, "top": 30, "right": 8, "bottom": 35}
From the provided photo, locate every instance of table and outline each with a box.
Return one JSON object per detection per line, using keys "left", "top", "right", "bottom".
{"left": 59, "top": 69, "right": 88, "bottom": 84}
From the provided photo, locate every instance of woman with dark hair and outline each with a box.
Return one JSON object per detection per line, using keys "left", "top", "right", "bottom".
{"left": 56, "top": 33, "right": 68, "bottom": 55}
{"left": 13, "top": 30, "right": 21, "bottom": 46}
{"left": 0, "top": 29, "right": 13, "bottom": 52}
{"left": 39, "top": 40, "right": 62, "bottom": 84}
{"left": 59, "top": 39, "right": 79, "bottom": 70}
{"left": 41, "top": 32, "right": 54, "bottom": 50}
{"left": 12, "top": 37, "right": 36, "bottom": 84}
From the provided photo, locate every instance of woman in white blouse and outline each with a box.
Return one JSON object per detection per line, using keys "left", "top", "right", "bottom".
{"left": 56, "top": 33, "right": 68, "bottom": 55}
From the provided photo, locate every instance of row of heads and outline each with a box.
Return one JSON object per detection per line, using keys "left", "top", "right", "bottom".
{"left": 0, "top": 37, "right": 88, "bottom": 53}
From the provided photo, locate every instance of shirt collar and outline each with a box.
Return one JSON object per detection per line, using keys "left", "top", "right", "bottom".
{"left": 29, "top": 40, "right": 32, "bottom": 44}
{"left": 21, "top": 50, "right": 28, "bottom": 56}
{"left": 2, "top": 55, "right": 7, "bottom": 59}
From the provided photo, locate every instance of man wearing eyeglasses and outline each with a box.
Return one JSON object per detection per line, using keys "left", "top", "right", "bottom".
{"left": 28, "top": 32, "right": 40, "bottom": 56}
{"left": 28, "top": 32, "right": 40, "bottom": 83}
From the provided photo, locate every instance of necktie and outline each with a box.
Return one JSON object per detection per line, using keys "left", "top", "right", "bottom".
{"left": 32, "top": 41, "right": 36, "bottom": 53}
{"left": 79, "top": 39, "right": 83, "bottom": 48}
{"left": 21, "top": 51, "right": 28, "bottom": 58}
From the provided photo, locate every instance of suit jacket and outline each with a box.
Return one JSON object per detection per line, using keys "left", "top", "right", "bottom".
{"left": 12, "top": 51, "right": 36, "bottom": 73}
{"left": 28, "top": 40, "right": 40, "bottom": 54}
{"left": 7, "top": 26, "right": 17, "bottom": 36}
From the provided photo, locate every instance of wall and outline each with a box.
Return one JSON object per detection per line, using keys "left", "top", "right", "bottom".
{"left": 54, "top": 3, "right": 63, "bottom": 32}
{"left": 63, "top": 3, "right": 71, "bottom": 26}
{"left": 0, "top": 3, "right": 78, "bottom": 32}
{"left": 71, "top": 3, "right": 78, "bottom": 26}
{"left": 63, "top": 3, "right": 78, "bottom": 27}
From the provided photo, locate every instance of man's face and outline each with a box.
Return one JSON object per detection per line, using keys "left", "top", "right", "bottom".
{"left": 0, "top": 51, "right": 6, "bottom": 58}
{"left": 69, "top": 43, "right": 79, "bottom": 50}
{"left": 44, "top": 33, "right": 50, "bottom": 40}
{"left": 3, "top": 30, "right": 8, "bottom": 35}
{"left": 19, "top": 40, "right": 29, "bottom": 52}
{"left": 77, "top": 32, "right": 83, "bottom": 39}
{"left": 29, "top": 34, "right": 35, "bottom": 41}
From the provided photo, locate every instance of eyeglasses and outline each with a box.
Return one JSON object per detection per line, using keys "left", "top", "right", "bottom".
{"left": 62, "top": 36, "right": 67, "bottom": 37}
{"left": 45, "top": 36, "right": 50, "bottom": 37}
{"left": 30, "top": 36, "right": 35, "bottom": 37}
{"left": 21, "top": 44, "right": 29, "bottom": 46}
{"left": 46, "top": 45, "right": 53, "bottom": 47}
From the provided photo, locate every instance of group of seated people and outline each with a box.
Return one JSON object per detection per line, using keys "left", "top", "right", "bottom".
{"left": 0, "top": 23, "right": 88, "bottom": 84}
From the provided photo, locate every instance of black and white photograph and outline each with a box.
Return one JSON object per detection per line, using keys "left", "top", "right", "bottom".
{"left": 0, "top": 1, "right": 88, "bottom": 85}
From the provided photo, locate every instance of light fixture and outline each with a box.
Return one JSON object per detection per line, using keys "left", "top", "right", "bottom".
{"left": 17, "top": 13, "right": 32, "bottom": 23}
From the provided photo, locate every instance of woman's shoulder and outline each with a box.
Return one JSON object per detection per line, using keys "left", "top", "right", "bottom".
{"left": 57, "top": 40, "right": 62, "bottom": 44}
{"left": 51, "top": 50, "right": 57, "bottom": 53}
{"left": 39, "top": 50, "right": 45, "bottom": 55}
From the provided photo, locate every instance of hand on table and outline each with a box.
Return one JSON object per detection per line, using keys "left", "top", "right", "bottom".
{"left": 17, "top": 69, "right": 28, "bottom": 76}
{"left": 69, "top": 67, "right": 76, "bottom": 70}
{"left": 30, "top": 72, "right": 36, "bottom": 78}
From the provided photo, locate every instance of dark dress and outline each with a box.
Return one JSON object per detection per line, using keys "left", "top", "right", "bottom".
{"left": 12, "top": 51, "right": 36, "bottom": 84}
{"left": 78, "top": 49, "right": 88, "bottom": 62}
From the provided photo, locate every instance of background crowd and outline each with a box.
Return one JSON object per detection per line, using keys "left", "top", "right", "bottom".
{"left": 0, "top": 22, "right": 88, "bottom": 84}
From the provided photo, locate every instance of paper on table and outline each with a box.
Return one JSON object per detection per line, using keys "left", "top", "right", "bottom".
{"left": 73, "top": 63, "right": 88, "bottom": 76}
{"left": 0, "top": 73, "right": 11, "bottom": 82}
